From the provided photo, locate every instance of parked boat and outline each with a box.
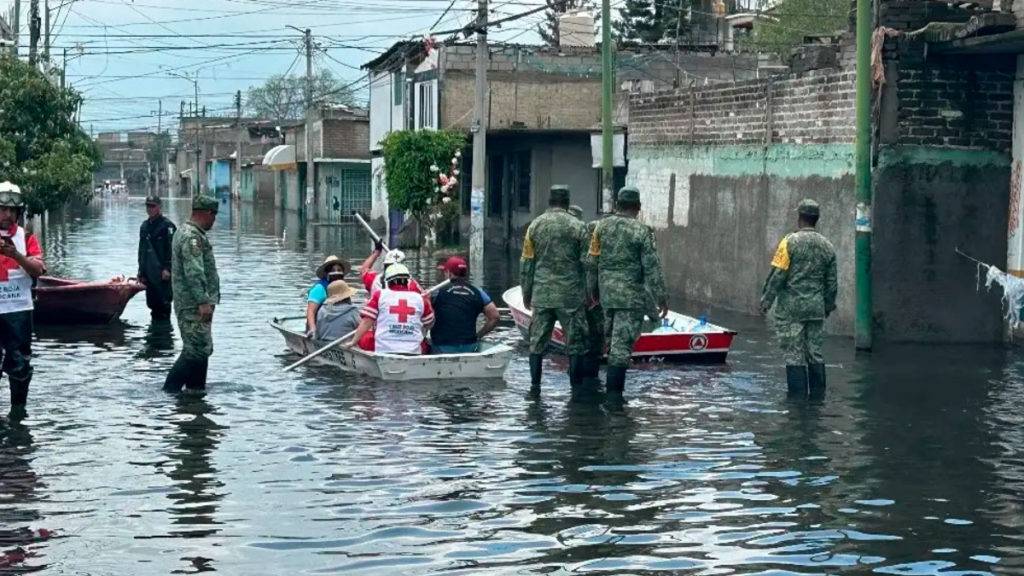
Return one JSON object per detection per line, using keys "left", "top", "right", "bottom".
{"left": 33, "top": 276, "right": 145, "bottom": 324}
{"left": 503, "top": 286, "right": 737, "bottom": 363}
{"left": 271, "top": 316, "right": 514, "bottom": 381}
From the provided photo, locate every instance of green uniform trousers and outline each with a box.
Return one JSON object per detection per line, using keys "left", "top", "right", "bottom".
{"left": 176, "top": 312, "right": 213, "bottom": 360}
{"left": 585, "top": 304, "right": 605, "bottom": 357}
{"left": 775, "top": 318, "right": 824, "bottom": 366}
{"left": 604, "top": 308, "right": 645, "bottom": 368}
{"left": 529, "top": 306, "right": 588, "bottom": 355}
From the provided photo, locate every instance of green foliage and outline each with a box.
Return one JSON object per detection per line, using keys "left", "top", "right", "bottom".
{"left": 146, "top": 131, "right": 172, "bottom": 166}
{"left": 747, "top": 0, "right": 850, "bottom": 60}
{"left": 0, "top": 56, "right": 101, "bottom": 214}
{"left": 380, "top": 129, "right": 466, "bottom": 222}
{"left": 614, "top": 0, "right": 664, "bottom": 45}
{"left": 245, "top": 70, "right": 356, "bottom": 120}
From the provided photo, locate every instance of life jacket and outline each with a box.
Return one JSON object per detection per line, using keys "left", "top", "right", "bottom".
{"left": 374, "top": 288, "right": 426, "bottom": 354}
{"left": 0, "top": 227, "right": 35, "bottom": 314}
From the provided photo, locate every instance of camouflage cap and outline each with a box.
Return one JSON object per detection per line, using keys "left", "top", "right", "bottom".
{"left": 568, "top": 204, "right": 583, "bottom": 219}
{"left": 192, "top": 195, "right": 219, "bottom": 213}
{"left": 144, "top": 194, "right": 162, "bottom": 206}
{"left": 797, "top": 198, "right": 820, "bottom": 217}
{"left": 617, "top": 186, "right": 641, "bottom": 205}
{"left": 549, "top": 185, "right": 571, "bottom": 204}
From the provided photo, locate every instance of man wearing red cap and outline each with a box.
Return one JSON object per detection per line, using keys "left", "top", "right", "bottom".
{"left": 429, "top": 256, "right": 500, "bottom": 354}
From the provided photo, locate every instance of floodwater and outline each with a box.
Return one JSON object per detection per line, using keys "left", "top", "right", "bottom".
{"left": 1, "top": 198, "right": 1023, "bottom": 575}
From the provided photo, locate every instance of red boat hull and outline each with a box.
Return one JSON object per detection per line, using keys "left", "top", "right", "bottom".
{"left": 33, "top": 276, "right": 145, "bottom": 324}
{"left": 503, "top": 286, "right": 737, "bottom": 363}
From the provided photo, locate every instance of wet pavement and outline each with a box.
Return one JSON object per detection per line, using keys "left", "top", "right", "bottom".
{"left": 1, "top": 197, "right": 1022, "bottom": 574}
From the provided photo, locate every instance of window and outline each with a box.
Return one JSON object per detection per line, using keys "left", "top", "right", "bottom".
{"left": 417, "top": 82, "right": 435, "bottom": 129}
{"left": 392, "top": 72, "right": 404, "bottom": 105}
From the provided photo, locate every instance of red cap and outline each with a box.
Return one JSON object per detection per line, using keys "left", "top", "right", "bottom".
{"left": 443, "top": 256, "right": 468, "bottom": 276}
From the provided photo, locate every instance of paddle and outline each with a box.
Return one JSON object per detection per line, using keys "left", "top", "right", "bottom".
{"left": 354, "top": 212, "right": 390, "bottom": 252}
{"left": 283, "top": 279, "right": 452, "bottom": 372}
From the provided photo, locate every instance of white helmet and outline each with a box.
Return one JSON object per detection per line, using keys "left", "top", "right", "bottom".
{"left": 383, "top": 249, "right": 406, "bottom": 266}
{"left": 0, "top": 182, "right": 25, "bottom": 208}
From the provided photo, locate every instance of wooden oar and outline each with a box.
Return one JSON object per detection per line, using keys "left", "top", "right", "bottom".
{"left": 354, "top": 212, "right": 390, "bottom": 252}
{"left": 283, "top": 279, "right": 452, "bottom": 372}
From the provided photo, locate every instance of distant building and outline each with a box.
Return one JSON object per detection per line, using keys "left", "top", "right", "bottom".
{"left": 175, "top": 116, "right": 282, "bottom": 202}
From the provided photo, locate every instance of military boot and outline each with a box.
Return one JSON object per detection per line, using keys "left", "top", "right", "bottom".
{"left": 568, "top": 355, "right": 585, "bottom": 388}
{"left": 582, "top": 353, "right": 601, "bottom": 379}
{"left": 529, "top": 354, "right": 543, "bottom": 389}
{"left": 605, "top": 366, "right": 627, "bottom": 396}
{"left": 163, "top": 354, "right": 191, "bottom": 392}
{"left": 786, "top": 365, "right": 808, "bottom": 397}
{"left": 9, "top": 367, "right": 31, "bottom": 407}
{"left": 185, "top": 357, "right": 210, "bottom": 392}
{"left": 807, "top": 363, "right": 826, "bottom": 398}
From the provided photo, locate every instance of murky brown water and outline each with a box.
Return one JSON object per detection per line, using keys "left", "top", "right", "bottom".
{"left": 0, "top": 197, "right": 1021, "bottom": 574}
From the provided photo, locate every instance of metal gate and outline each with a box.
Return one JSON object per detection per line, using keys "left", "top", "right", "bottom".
{"left": 324, "top": 167, "right": 371, "bottom": 223}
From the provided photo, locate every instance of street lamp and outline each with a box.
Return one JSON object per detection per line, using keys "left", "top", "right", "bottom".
{"left": 165, "top": 68, "right": 201, "bottom": 197}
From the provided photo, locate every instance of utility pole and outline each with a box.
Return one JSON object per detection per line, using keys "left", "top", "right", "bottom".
{"left": 235, "top": 90, "right": 243, "bottom": 200}
{"left": 854, "top": 0, "right": 873, "bottom": 350}
{"left": 12, "top": 0, "right": 20, "bottom": 57}
{"left": 156, "top": 99, "right": 163, "bottom": 194}
{"left": 43, "top": 0, "right": 49, "bottom": 62}
{"left": 469, "top": 0, "right": 488, "bottom": 286}
{"left": 28, "top": 0, "right": 39, "bottom": 66}
{"left": 60, "top": 47, "right": 66, "bottom": 89}
{"left": 599, "top": 0, "right": 614, "bottom": 212}
{"left": 304, "top": 28, "right": 317, "bottom": 221}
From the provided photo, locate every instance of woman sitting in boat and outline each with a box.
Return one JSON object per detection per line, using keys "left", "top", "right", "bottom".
{"left": 357, "top": 240, "right": 423, "bottom": 295}
{"left": 306, "top": 255, "right": 350, "bottom": 337}
{"left": 348, "top": 264, "right": 434, "bottom": 355}
{"left": 315, "top": 280, "right": 361, "bottom": 341}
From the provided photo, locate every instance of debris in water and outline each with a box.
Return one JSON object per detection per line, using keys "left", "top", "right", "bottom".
{"left": 983, "top": 264, "right": 1024, "bottom": 328}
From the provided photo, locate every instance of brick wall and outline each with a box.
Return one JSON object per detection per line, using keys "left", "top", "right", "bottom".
{"left": 320, "top": 118, "right": 370, "bottom": 159}
{"left": 629, "top": 69, "right": 856, "bottom": 147}
{"left": 442, "top": 71, "right": 602, "bottom": 131}
{"left": 879, "top": 0, "right": 973, "bottom": 31}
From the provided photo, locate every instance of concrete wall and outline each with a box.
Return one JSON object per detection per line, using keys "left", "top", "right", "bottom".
{"left": 628, "top": 69, "right": 858, "bottom": 333}
{"left": 442, "top": 71, "right": 602, "bottom": 131}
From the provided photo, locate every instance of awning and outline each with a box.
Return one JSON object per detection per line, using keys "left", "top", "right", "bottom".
{"left": 262, "top": 144, "right": 296, "bottom": 169}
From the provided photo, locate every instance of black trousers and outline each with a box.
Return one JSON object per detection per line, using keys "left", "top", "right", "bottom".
{"left": 0, "top": 311, "right": 34, "bottom": 406}
{"left": 144, "top": 280, "right": 173, "bottom": 319}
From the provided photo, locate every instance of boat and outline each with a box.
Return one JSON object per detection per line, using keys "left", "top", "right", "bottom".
{"left": 502, "top": 285, "right": 738, "bottom": 363}
{"left": 270, "top": 316, "right": 514, "bottom": 381}
{"left": 33, "top": 276, "right": 145, "bottom": 324}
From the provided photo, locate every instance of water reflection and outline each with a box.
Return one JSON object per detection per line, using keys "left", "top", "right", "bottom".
{"left": 12, "top": 197, "right": 1024, "bottom": 574}
{"left": 163, "top": 394, "right": 225, "bottom": 544}
{"left": 0, "top": 416, "right": 46, "bottom": 573}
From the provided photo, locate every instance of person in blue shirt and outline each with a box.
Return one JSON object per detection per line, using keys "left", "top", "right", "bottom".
{"left": 429, "top": 256, "right": 500, "bottom": 354}
{"left": 306, "top": 255, "right": 350, "bottom": 337}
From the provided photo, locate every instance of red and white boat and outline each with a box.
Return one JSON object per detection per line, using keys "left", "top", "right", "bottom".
{"left": 33, "top": 276, "right": 145, "bottom": 324}
{"left": 503, "top": 286, "right": 737, "bottom": 363}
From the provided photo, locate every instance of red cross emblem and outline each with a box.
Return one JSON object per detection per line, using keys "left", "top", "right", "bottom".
{"left": 389, "top": 298, "right": 416, "bottom": 323}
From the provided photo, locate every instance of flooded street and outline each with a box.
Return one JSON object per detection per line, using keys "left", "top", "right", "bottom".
{"left": 1, "top": 198, "right": 1023, "bottom": 575}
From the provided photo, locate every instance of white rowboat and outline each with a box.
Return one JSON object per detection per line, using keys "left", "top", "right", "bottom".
{"left": 271, "top": 317, "right": 514, "bottom": 381}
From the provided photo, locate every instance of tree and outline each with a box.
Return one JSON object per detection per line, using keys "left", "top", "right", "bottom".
{"left": 614, "top": 0, "right": 665, "bottom": 45}
{"left": 0, "top": 57, "right": 101, "bottom": 214}
{"left": 537, "top": 0, "right": 594, "bottom": 47}
{"left": 380, "top": 130, "right": 466, "bottom": 248}
{"left": 746, "top": 0, "right": 850, "bottom": 59}
{"left": 245, "top": 69, "right": 356, "bottom": 120}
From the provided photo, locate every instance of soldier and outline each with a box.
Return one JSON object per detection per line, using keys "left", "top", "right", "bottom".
{"left": 137, "top": 195, "right": 176, "bottom": 320}
{"left": 568, "top": 204, "right": 605, "bottom": 379}
{"left": 521, "top": 185, "right": 589, "bottom": 389}
{"left": 760, "top": 199, "right": 838, "bottom": 398}
{"left": 587, "top": 186, "right": 668, "bottom": 396}
{"left": 0, "top": 183, "right": 46, "bottom": 415}
{"left": 164, "top": 196, "right": 220, "bottom": 393}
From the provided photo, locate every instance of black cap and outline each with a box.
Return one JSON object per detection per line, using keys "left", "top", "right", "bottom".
{"left": 145, "top": 195, "right": 162, "bottom": 206}
{"left": 797, "top": 198, "right": 820, "bottom": 217}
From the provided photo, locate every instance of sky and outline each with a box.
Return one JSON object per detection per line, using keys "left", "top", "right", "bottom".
{"left": 2, "top": 0, "right": 555, "bottom": 134}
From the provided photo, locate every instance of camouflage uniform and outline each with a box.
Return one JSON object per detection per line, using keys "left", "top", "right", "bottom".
{"left": 165, "top": 196, "right": 220, "bottom": 392}
{"left": 761, "top": 200, "right": 837, "bottom": 396}
{"left": 583, "top": 219, "right": 605, "bottom": 360}
{"left": 761, "top": 228, "right": 837, "bottom": 365}
{"left": 521, "top": 207, "right": 589, "bottom": 355}
{"left": 587, "top": 206, "right": 668, "bottom": 369}
{"left": 172, "top": 220, "right": 220, "bottom": 359}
